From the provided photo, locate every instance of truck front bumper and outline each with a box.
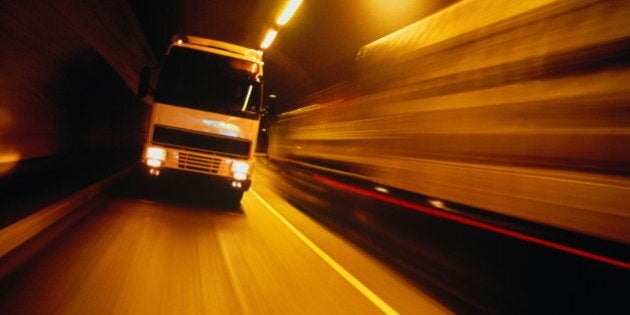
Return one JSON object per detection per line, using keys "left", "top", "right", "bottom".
{"left": 142, "top": 164, "right": 252, "bottom": 191}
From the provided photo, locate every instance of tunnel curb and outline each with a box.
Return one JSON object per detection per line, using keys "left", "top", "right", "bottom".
{"left": 0, "top": 166, "right": 135, "bottom": 278}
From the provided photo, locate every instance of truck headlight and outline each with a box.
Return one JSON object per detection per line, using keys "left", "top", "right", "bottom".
{"left": 146, "top": 159, "right": 162, "bottom": 167}
{"left": 231, "top": 161, "right": 250, "bottom": 173}
{"left": 231, "top": 161, "right": 250, "bottom": 180}
{"left": 146, "top": 147, "right": 166, "bottom": 161}
{"left": 145, "top": 146, "right": 166, "bottom": 169}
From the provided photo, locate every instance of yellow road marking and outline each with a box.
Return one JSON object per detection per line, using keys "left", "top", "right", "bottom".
{"left": 251, "top": 189, "right": 399, "bottom": 315}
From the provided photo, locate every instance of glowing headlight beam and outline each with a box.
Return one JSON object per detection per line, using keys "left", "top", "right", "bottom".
{"left": 146, "top": 147, "right": 166, "bottom": 160}
{"left": 231, "top": 161, "right": 250, "bottom": 174}
{"left": 231, "top": 161, "right": 250, "bottom": 181}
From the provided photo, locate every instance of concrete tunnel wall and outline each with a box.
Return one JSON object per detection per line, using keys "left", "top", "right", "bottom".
{"left": 0, "top": 0, "right": 156, "bottom": 176}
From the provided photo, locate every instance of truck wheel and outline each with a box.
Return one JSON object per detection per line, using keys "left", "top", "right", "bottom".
{"left": 224, "top": 190, "right": 244, "bottom": 206}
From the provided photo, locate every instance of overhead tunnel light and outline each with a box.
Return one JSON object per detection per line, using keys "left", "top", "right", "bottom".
{"left": 276, "top": 0, "right": 303, "bottom": 25}
{"left": 260, "top": 29, "right": 278, "bottom": 49}
{"left": 260, "top": 0, "right": 302, "bottom": 50}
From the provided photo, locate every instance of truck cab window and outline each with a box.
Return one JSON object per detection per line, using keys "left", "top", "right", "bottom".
{"left": 155, "top": 46, "right": 261, "bottom": 116}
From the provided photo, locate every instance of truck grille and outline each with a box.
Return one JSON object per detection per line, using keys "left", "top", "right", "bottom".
{"left": 176, "top": 152, "right": 222, "bottom": 174}
{"left": 152, "top": 125, "right": 251, "bottom": 157}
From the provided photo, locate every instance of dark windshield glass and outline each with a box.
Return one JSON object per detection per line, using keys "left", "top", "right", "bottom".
{"left": 155, "top": 46, "right": 262, "bottom": 116}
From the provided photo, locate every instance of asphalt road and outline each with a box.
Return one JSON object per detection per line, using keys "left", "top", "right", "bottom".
{"left": 0, "top": 161, "right": 450, "bottom": 314}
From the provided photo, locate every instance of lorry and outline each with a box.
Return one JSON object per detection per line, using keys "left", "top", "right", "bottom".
{"left": 268, "top": 0, "right": 630, "bottom": 243}
{"left": 138, "top": 35, "right": 264, "bottom": 204}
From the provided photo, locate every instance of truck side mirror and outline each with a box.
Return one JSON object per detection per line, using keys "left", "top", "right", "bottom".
{"left": 138, "top": 66, "right": 153, "bottom": 97}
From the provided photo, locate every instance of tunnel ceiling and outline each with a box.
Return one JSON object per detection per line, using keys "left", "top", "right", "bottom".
{"left": 0, "top": 0, "right": 459, "bottom": 124}
{"left": 126, "top": 0, "right": 458, "bottom": 110}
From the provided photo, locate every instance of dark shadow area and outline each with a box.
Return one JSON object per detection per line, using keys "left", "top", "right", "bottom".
{"left": 127, "top": 0, "right": 178, "bottom": 60}
{"left": 0, "top": 49, "right": 151, "bottom": 228}
{"left": 0, "top": 147, "right": 141, "bottom": 228}
{"left": 108, "top": 168, "right": 245, "bottom": 214}
{"left": 46, "top": 50, "right": 146, "bottom": 152}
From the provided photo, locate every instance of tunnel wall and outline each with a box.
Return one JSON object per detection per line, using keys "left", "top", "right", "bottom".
{"left": 268, "top": 0, "right": 630, "bottom": 243}
{"left": 0, "top": 0, "right": 156, "bottom": 175}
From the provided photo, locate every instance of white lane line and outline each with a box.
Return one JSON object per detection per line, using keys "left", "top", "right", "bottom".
{"left": 251, "top": 189, "right": 399, "bottom": 315}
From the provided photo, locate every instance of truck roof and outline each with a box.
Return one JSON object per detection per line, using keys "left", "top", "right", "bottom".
{"left": 172, "top": 35, "right": 264, "bottom": 64}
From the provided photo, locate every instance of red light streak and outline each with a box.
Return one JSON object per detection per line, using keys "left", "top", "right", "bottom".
{"left": 312, "top": 174, "right": 630, "bottom": 269}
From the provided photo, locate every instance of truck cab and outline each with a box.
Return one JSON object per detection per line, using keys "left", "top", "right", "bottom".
{"left": 139, "top": 35, "right": 264, "bottom": 204}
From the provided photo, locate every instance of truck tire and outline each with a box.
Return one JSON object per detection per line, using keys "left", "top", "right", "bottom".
{"left": 224, "top": 189, "right": 244, "bottom": 206}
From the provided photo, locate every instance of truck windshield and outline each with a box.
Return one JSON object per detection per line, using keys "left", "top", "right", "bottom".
{"left": 155, "top": 46, "right": 262, "bottom": 116}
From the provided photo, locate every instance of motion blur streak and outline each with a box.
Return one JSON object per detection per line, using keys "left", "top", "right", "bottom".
{"left": 312, "top": 173, "right": 630, "bottom": 269}
{"left": 269, "top": 0, "right": 630, "bottom": 243}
